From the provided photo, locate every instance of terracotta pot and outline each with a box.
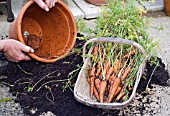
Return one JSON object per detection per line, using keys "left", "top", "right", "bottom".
{"left": 85, "top": 0, "right": 108, "bottom": 6}
{"left": 164, "top": 0, "right": 170, "bottom": 16}
{"left": 9, "top": 0, "right": 77, "bottom": 63}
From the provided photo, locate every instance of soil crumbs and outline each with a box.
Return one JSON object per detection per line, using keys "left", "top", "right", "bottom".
{"left": 0, "top": 40, "right": 169, "bottom": 116}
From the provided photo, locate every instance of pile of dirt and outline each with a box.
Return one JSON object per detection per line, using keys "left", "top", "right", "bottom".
{"left": 0, "top": 40, "right": 169, "bottom": 116}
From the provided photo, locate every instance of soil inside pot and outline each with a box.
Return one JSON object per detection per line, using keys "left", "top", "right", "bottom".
{"left": 0, "top": 39, "right": 169, "bottom": 116}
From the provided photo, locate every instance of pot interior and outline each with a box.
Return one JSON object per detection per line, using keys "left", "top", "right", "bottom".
{"left": 21, "top": 3, "right": 70, "bottom": 59}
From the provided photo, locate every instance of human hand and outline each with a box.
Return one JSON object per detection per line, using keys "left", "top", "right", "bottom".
{"left": 1, "top": 39, "right": 34, "bottom": 62}
{"left": 33, "top": 0, "right": 57, "bottom": 12}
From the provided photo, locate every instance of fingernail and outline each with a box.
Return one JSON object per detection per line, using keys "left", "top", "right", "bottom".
{"left": 30, "top": 49, "right": 34, "bottom": 53}
{"left": 45, "top": 8, "right": 49, "bottom": 12}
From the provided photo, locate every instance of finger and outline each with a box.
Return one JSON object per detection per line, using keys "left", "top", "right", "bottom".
{"left": 52, "top": 0, "right": 56, "bottom": 7}
{"left": 8, "top": 56, "right": 16, "bottom": 62}
{"left": 3, "top": 53, "right": 15, "bottom": 62}
{"left": 16, "top": 53, "right": 30, "bottom": 62}
{"left": 34, "top": 0, "right": 49, "bottom": 11}
{"left": 20, "top": 44, "right": 34, "bottom": 53}
{"left": 50, "top": 1, "right": 53, "bottom": 8}
{"left": 45, "top": 0, "right": 52, "bottom": 8}
{"left": 23, "top": 55, "right": 31, "bottom": 61}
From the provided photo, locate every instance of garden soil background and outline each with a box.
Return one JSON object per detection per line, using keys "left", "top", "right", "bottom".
{"left": 0, "top": 39, "right": 169, "bottom": 116}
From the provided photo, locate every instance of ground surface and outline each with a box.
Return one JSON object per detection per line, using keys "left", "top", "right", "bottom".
{"left": 0, "top": 42, "right": 169, "bottom": 116}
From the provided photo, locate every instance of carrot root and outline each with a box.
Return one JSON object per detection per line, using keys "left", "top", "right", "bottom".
{"left": 114, "top": 59, "right": 120, "bottom": 74}
{"left": 94, "top": 86, "right": 100, "bottom": 101}
{"left": 121, "top": 67, "right": 132, "bottom": 81}
{"left": 115, "top": 92, "right": 124, "bottom": 101}
{"left": 106, "top": 67, "right": 114, "bottom": 80}
{"left": 123, "top": 49, "right": 136, "bottom": 59}
{"left": 99, "top": 80, "right": 107, "bottom": 103}
{"left": 94, "top": 78, "right": 101, "bottom": 92}
{"left": 115, "top": 86, "right": 121, "bottom": 96}
{"left": 104, "top": 59, "right": 111, "bottom": 73}
{"left": 90, "top": 67, "right": 96, "bottom": 98}
{"left": 93, "top": 46, "right": 98, "bottom": 56}
{"left": 115, "top": 85, "right": 126, "bottom": 101}
{"left": 107, "top": 78, "right": 121, "bottom": 103}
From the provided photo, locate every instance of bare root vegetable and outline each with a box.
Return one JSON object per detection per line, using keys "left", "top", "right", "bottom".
{"left": 123, "top": 49, "right": 136, "bottom": 59}
{"left": 108, "top": 74, "right": 116, "bottom": 91}
{"left": 90, "top": 67, "right": 96, "bottom": 98}
{"left": 96, "top": 61, "right": 102, "bottom": 77}
{"left": 93, "top": 46, "right": 98, "bottom": 56}
{"left": 121, "top": 67, "right": 132, "bottom": 81}
{"left": 115, "top": 92, "right": 124, "bottom": 101}
{"left": 115, "top": 86, "right": 121, "bottom": 96}
{"left": 114, "top": 59, "right": 120, "bottom": 74}
{"left": 106, "top": 67, "right": 114, "bottom": 80}
{"left": 94, "top": 86, "right": 100, "bottom": 101}
{"left": 115, "top": 85, "right": 126, "bottom": 101}
{"left": 99, "top": 80, "right": 107, "bottom": 103}
{"left": 107, "top": 77, "right": 121, "bottom": 103}
{"left": 98, "top": 72, "right": 103, "bottom": 80}
{"left": 128, "top": 87, "right": 133, "bottom": 91}
{"left": 96, "top": 67, "right": 102, "bottom": 77}
{"left": 104, "top": 59, "right": 111, "bottom": 73}
{"left": 95, "top": 78, "right": 101, "bottom": 92}
{"left": 88, "top": 78, "right": 100, "bottom": 101}
{"left": 122, "top": 94, "right": 129, "bottom": 101}
{"left": 109, "top": 74, "right": 116, "bottom": 85}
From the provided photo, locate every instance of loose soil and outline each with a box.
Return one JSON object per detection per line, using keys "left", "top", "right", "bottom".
{"left": 0, "top": 40, "right": 169, "bottom": 116}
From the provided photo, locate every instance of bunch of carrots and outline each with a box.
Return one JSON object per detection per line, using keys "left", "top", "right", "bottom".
{"left": 87, "top": 42, "right": 141, "bottom": 103}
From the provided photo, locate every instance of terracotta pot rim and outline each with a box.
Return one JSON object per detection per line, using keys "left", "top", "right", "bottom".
{"left": 17, "top": 0, "right": 77, "bottom": 63}
{"left": 55, "top": 1, "right": 77, "bottom": 58}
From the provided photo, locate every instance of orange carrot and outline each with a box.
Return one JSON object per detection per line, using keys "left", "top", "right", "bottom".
{"left": 115, "top": 92, "right": 124, "bottom": 101}
{"left": 115, "top": 86, "right": 121, "bottom": 96}
{"left": 104, "top": 59, "right": 111, "bottom": 72}
{"left": 88, "top": 78, "right": 100, "bottom": 101}
{"left": 109, "top": 74, "right": 116, "bottom": 85}
{"left": 107, "top": 77, "right": 121, "bottom": 103}
{"left": 96, "top": 61, "right": 102, "bottom": 77}
{"left": 115, "top": 86, "right": 125, "bottom": 101}
{"left": 114, "top": 59, "right": 120, "bottom": 74}
{"left": 108, "top": 74, "right": 116, "bottom": 92}
{"left": 98, "top": 72, "right": 103, "bottom": 80}
{"left": 121, "top": 67, "right": 132, "bottom": 81}
{"left": 93, "top": 46, "right": 98, "bottom": 56}
{"left": 99, "top": 80, "right": 107, "bottom": 103}
{"left": 90, "top": 67, "right": 96, "bottom": 76}
{"left": 94, "top": 86, "right": 100, "bottom": 101}
{"left": 96, "top": 67, "right": 102, "bottom": 77}
{"left": 122, "top": 94, "right": 129, "bottom": 101}
{"left": 90, "top": 67, "right": 95, "bottom": 98}
{"left": 128, "top": 87, "right": 133, "bottom": 91}
{"left": 123, "top": 49, "right": 136, "bottom": 59}
{"left": 106, "top": 67, "right": 114, "bottom": 80}
{"left": 94, "top": 78, "right": 101, "bottom": 92}
{"left": 97, "top": 61, "right": 101, "bottom": 68}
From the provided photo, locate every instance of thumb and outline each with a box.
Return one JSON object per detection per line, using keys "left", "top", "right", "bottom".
{"left": 34, "top": 0, "right": 49, "bottom": 11}
{"left": 20, "top": 44, "right": 34, "bottom": 53}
